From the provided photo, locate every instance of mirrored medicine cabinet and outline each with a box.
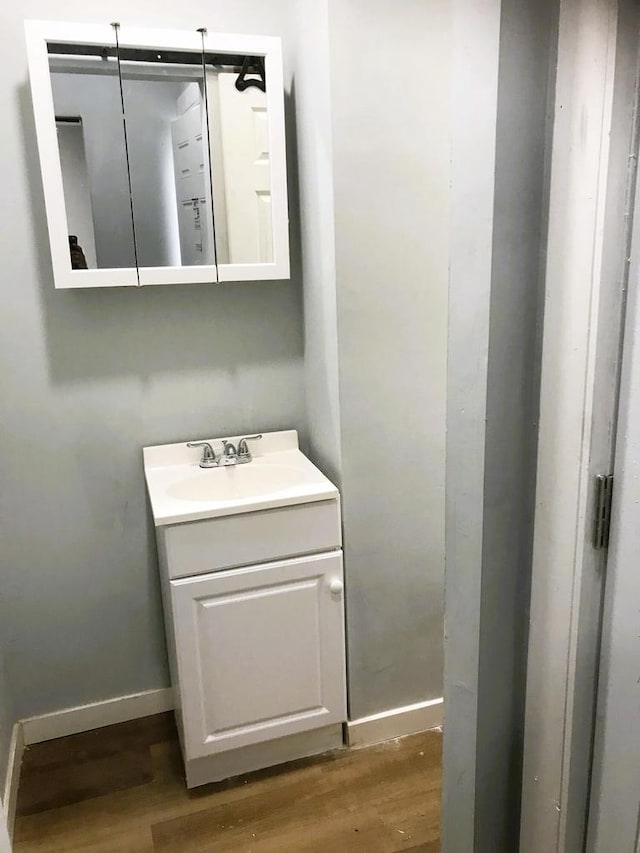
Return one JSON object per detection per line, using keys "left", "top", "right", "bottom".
{"left": 25, "top": 22, "right": 289, "bottom": 288}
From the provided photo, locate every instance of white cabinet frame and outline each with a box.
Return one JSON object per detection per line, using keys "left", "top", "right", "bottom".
{"left": 24, "top": 21, "right": 290, "bottom": 288}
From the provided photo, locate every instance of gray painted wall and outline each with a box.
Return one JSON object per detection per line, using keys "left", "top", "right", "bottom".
{"left": 3, "top": 0, "right": 449, "bottom": 738}
{"left": 1, "top": 0, "right": 305, "bottom": 719}
{"left": 444, "top": 3, "right": 501, "bottom": 846}
{"left": 443, "top": 0, "right": 556, "bottom": 849}
{"left": 294, "top": 0, "right": 342, "bottom": 487}
{"left": 329, "top": 0, "right": 450, "bottom": 717}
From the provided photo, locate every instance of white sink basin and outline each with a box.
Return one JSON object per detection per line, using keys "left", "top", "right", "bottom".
{"left": 143, "top": 430, "right": 339, "bottom": 526}
{"left": 166, "top": 463, "right": 307, "bottom": 503}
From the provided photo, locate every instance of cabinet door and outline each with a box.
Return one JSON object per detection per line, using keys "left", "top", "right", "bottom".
{"left": 171, "top": 552, "right": 346, "bottom": 759}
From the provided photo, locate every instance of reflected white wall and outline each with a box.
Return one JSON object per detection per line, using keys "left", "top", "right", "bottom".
{"left": 122, "top": 77, "right": 183, "bottom": 268}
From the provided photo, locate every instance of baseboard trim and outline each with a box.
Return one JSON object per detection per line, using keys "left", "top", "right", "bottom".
{"left": 17, "top": 691, "right": 441, "bottom": 776}
{"left": 346, "top": 697, "right": 443, "bottom": 748}
{"left": 21, "top": 688, "right": 174, "bottom": 746}
{"left": 3, "top": 722, "right": 24, "bottom": 840}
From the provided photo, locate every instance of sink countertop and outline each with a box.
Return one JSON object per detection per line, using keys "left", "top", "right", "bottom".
{"left": 143, "top": 430, "right": 339, "bottom": 526}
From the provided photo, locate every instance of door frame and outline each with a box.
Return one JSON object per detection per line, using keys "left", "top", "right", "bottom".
{"left": 444, "top": 0, "right": 556, "bottom": 848}
{"left": 586, "top": 115, "right": 640, "bottom": 851}
{"left": 520, "top": 0, "right": 639, "bottom": 849}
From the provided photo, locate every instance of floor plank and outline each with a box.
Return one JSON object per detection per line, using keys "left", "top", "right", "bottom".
{"left": 14, "top": 715, "right": 441, "bottom": 852}
{"left": 17, "top": 714, "right": 176, "bottom": 817}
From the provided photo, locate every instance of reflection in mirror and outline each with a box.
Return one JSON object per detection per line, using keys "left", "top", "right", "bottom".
{"left": 48, "top": 45, "right": 137, "bottom": 270}
{"left": 204, "top": 55, "right": 273, "bottom": 265}
{"left": 117, "top": 48, "right": 215, "bottom": 269}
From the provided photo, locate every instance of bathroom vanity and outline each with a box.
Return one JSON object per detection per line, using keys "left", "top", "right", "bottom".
{"left": 143, "top": 430, "right": 346, "bottom": 787}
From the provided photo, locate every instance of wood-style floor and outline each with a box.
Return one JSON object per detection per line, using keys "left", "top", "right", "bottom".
{"left": 14, "top": 713, "right": 441, "bottom": 852}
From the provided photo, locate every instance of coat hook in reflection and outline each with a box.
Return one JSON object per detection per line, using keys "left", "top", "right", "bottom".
{"left": 235, "top": 55, "right": 266, "bottom": 93}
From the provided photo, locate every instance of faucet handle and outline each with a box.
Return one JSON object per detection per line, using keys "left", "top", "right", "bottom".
{"left": 187, "top": 441, "right": 218, "bottom": 468}
{"left": 237, "top": 434, "right": 263, "bottom": 460}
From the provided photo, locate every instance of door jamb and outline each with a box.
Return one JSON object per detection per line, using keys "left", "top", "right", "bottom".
{"left": 520, "top": 0, "right": 639, "bottom": 849}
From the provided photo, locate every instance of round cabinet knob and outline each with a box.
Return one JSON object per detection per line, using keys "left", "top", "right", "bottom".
{"left": 329, "top": 579, "right": 344, "bottom": 595}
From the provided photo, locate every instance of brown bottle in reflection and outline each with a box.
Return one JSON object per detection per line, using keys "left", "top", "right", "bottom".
{"left": 69, "top": 235, "right": 88, "bottom": 270}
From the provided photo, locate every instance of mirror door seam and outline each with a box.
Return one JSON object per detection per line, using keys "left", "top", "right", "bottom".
{"left": 113, "top": 21, "right": 141, "bottom": 286}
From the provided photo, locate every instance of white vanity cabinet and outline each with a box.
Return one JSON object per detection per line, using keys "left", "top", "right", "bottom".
{"left": 170, "top": 551, "right": 346, "bottom": 761}
{"left": 145, "top": 430, "right": 347, "bottom": 787}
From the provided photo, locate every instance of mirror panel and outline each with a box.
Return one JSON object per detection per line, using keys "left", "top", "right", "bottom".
{"left": 204, "top": 55, "right": 274, "bottom": 266}
{"left": 117, "top": 45, "right": 216, "bottom": 270}
{"left": 47, "top": 42, "right": 137, "bottom": 271}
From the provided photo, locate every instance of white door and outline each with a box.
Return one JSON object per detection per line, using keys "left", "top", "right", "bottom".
{"left": 585, "top": 149, "right": 640, "bottom": 853}
{"left": 216, "top": 73, "right": 273, "bottom": 264}
{"left": 170, "top": 100, "right": 213, "bottom": 266}
{"left": 171, "top": 552, "right": 346, "bottom": 760}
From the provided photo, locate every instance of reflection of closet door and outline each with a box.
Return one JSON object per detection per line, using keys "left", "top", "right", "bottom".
{"left": 217, "top": 74, "right": 273, "bottom": 265}
{"left": 55, "top": 119, "right": 97, "bottom": 269}
{"left": 171, "top": 106, "right": 213, "bottom": 267}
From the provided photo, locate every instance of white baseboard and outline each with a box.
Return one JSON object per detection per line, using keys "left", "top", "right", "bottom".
{"left": 21, "top": 688, "right": 174, "bottom": 746}
{"left": 346, "top": 697, "right": 443, "bottom": 748}
{"left": 3, "top": 722, "right": 24, "bottom": 841}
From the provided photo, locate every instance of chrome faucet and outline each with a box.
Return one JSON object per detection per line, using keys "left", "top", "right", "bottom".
{"left": 187, "top": 441, "right": 219, "bottom": 469}
{"left": 187, "top": 434, "right": 262, "bottom": 468}
{"left": 221, "top": 434, "right": 263, "bottom": 465}
{"left": 221, "top": 440, "right": 238, "bottom": 466}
